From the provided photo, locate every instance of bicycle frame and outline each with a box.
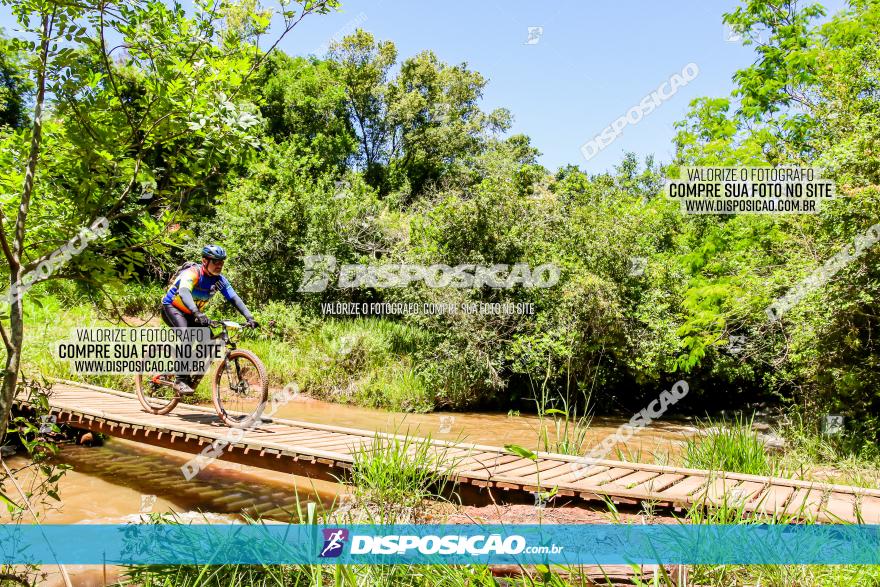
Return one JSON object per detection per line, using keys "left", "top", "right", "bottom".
{"left": 209, "top": 320, "right": 239, "bottom": 352}
{"left": 209, "top": 321, "right": 248, "bottom": 395}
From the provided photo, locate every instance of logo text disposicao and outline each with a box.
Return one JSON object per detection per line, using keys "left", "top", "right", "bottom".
{"left": 350, "top": 534, "right": 529, "bottom": 555}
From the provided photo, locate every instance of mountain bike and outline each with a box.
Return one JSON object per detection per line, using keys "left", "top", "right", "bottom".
{"left": 135, "top": 320, "right": 268, "bottom": 428}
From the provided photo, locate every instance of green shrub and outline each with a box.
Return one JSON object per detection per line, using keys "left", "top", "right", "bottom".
{"left": 295, "top": 318, "right": 433, "bottom": 412}
{"left": 253, "top": 300, "right": 315, "bottom": 343}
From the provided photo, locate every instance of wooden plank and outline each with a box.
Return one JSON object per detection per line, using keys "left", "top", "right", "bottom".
{"left": 628, "top": 473, "right": 685, "bottom": 494}
{"left": 69, "top": 402, "right": 111, "bottom": 411}
{"left": 701, "top": 477, "right": 743, "bottom": 504}
{"left": 294, "top": 438, "right": 369, "bottom": 454}
{"left": 455, "top": 453, "right": 521, "bottom": 475}
{"left": 435, "top": 444, "right": 480, "bottom": 454}
{"left": 252, "top": 425, "right": 295, "bottom": 435}
{"left": 95, "top": 402, "right": 148, "bottom": 411}
{"left": 288, "top": 434, "right": 360, "bottom": 449}
{"left": 736, "top": 481, "right": 768, "bottom": 499}
{"left": 245, "top": 431, "right": 312, "bottom": 442}
{"left": 856, "top": 496, "right": 880, "bottom": 524}
{"left": 602, "top": 470, "right": 661, "bottom": 490}
{"left": 579, "top": 467, "right": 640, "bottom": 487}
{"left": 495, "top": 458, "right": 569, "bottom": 479}
{"left": 172, "top": 416, "right": 219, "bottom": 426}
{"left": 258, "top": 430, "right": 340, "bottom": 442}
{"left": 511, "top": 461, "right": 576, "bottom": 484}
{"left": 303, "top": 435, "right": 362, "bottom": 448}
{"left": 431, "top": 447, "right": 477, "bottom": 461}
{"left": 66, "top": 397, "right": 108, "bottom": 409}
{"left": 658, "top": 475, "right": 709, "bottom": 499}
{"left": 784, "top": 488, "right": 825, "bottom": 519}
{"left": 36, "top": 381, "right": 880, "bottom": 525}
{"left": 823, "top": 492, "right": 856, "bottom": 522}
{"left": 484, "top": 457, "right": 543, "bottom": 476}
{"left": 730, "top": 482, "right": 779, "bottom": 515}
{"left": 328, "top": 443, "right": 371, "bottom": 456}
{"left": 258, "top": 429, "right": 341, "bottom": 444}
{"left": 527, "top": 461, "right": 580, "bottom": 482}
{"left": 296, "top": 438, "right": 367, "bottom": 453}
{"left": 538, "top": 465, "right": 610, "bottom": 485}
{"left": 81, "top": 398, "right": 120, "bottom": 410}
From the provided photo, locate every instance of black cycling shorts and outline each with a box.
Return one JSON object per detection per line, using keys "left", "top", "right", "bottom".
{"left": 161, "top": 304, "right": 199, "bottom": 329}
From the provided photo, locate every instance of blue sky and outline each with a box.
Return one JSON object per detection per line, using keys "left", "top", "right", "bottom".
{"left": 1, "top": 0, "right": 849, "bottom": 172}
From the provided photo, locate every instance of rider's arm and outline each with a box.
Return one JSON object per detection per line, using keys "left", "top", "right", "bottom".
{"left": 178, "top": 287, "right": 201, "bottom": 315}
{"left": 230, "top": 295, "right": 254, "bottom": 322}
{"left": 177, "top": 271, "right": 201, "bottom": 315}
{"left": 218, "top": 277, "right": 254, "bottom": 322}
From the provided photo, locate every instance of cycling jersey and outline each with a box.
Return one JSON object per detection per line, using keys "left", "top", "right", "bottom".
{"left": 162, "top": 265, "right": 237, "bottom": 314}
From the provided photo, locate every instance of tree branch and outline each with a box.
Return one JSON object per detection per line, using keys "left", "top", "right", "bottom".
{"left": 12, "top": 8, "right": 57, "bottom": 271}
{"left": 229, "top": 1, "right": 330, "bottom": 100}
{"left": 98, "top": 0, "right": 134, "bottom": 130}
{"left": 0, "top": 209, "right": 16, "bottom": 268}
{"left": 0, "top": 321, "right": 11, "bottom": 355}
{"left": 19, "top": 159, "right": 139, "bottom": 276}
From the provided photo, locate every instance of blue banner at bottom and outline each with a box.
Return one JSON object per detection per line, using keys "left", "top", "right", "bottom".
{"left": 1, "top": 524, "right": 879, "bottom": 565}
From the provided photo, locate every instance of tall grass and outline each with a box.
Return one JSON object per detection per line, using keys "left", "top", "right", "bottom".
{"left": 118, "top": 454, "right": 603, "bottom": 587}
{"left": 774, "top": 408, "right": 880, "bottom": 488}
{"left": 684, "top": 413, "right": 778, "bottom": 476}
{"left": 206, "top": 306, "right": 435, "bottom": 411}
{"left": 119, "top": 508, "right": 622, "bottom": 587}
{"left": 345, "top": 431, "right": 454, "bottom": 523}
{"left": 680, "top": 499, "right": 880, "bottom": 586}
{"left": 530, "top": 361, "right": 593, "bottom": 456}
{"left": 122, "top": 557, "right": 586, "bottom": 587}
{"left": 15, "top": 293, "right": 136, "bottom": 391}
{"left": 599, "top": 484, "right": 880, "bottom": 587}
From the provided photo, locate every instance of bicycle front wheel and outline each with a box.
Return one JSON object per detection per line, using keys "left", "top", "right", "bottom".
{"left": 212, "top": 349, "right": 269, "bottom": 428}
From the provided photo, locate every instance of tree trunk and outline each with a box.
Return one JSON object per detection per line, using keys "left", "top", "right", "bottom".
{"left": 1, "top": 298, "right": 24, "bottom": 442}
{"left": 0, "top": 14, "right": 52, "bottom": 440}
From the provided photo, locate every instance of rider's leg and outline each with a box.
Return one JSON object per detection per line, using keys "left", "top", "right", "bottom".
{"left": 161, "top": 304, "right": 198, "bottom": 394}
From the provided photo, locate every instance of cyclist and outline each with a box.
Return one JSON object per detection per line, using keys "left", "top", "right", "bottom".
{"left": 161, "top": 244, "right": 258, "bottom": 395}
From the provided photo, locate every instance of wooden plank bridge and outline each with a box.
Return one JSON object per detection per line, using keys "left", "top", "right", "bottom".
{"left": 14, "top": 380, "right": 880, "bottom": 524}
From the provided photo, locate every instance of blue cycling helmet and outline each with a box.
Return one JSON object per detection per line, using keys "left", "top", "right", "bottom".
{"left": 202, "top": 244, "right": 227, "bottom": 260}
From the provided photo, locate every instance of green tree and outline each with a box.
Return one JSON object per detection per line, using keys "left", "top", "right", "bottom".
{"left": 329, "top": 30, "right": 511, "bottom": 198}
{"left": 254, "top": 51, "right": 357, "bottom": 175}
{"left": 0, "top": 33, "right": 32, "bottom": 129}
{"left": 671, "top": 0, "right": 880, "bottom": 441}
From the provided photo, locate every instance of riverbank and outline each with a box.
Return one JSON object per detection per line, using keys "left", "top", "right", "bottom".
{"left": 25, "top": 437, "right": 880, "bottom": 587}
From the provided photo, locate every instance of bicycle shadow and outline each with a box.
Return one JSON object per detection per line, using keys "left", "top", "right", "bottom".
{"left": 174, "top": 412, "right": 277, "bottom": 433}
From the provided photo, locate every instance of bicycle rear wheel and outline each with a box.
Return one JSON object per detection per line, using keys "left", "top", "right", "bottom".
{"left": 212, "top": 349, "right": 269, "bottom": 428}
{"left": 135, "top": 373, "right": 179, "bottom": 415}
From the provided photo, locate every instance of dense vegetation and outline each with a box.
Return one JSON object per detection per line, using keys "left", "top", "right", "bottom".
{"left": 1, "top": 0, "right": 879, "bottom": 455}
